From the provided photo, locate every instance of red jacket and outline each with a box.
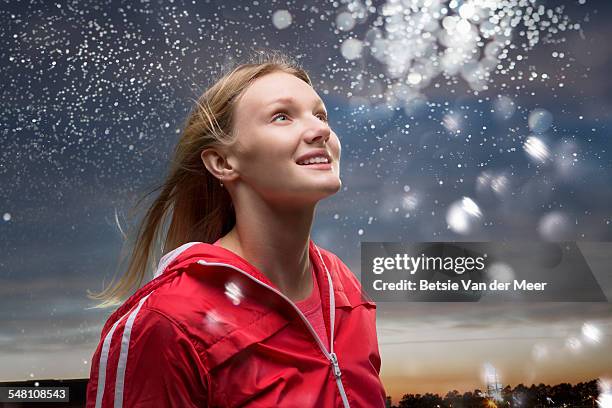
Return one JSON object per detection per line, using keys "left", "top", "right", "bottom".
{"left": 86, "top": 240, "right": 386, "bottom": 407}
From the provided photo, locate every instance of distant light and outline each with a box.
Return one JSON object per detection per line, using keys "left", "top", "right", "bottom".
{"left": 456, "top": 19, "right": 472, "bottom": 34}
{"left": 582, "top": 322, "right": 602, "bottom": 344}
{"left": 493, "top": 95, "right": 516, "bottom": 120}
{"left": 528, "top": 109, "right": 553, "bottom": 133}
{"left": 462, "top": 197, "right": 482, "bottom": 217}
{"left": 538, "top": 211, "right": 572, "bottom": 241}
{"left": 407, "top": 72, "right": 422, "bottom": 85}
{"left": 491, "top": 174, "right": 509, "bottom": 196}
{"left": 442, "top": 16, "right": 458, "bottom": 31}
{"left": 459, "top": 3, "right": 476, "bottom": 20}
{"left": 338, "top": 0, "right": 585, "bottom": 95}
{"left": 341, "top": 38, "right": 363, "bottom": 60}
{"left": 401, "top": 193, "right": 419, "bottom": 211}
{"left": 2, "top": 212, "right": 10, "bottom": 222}
{"left": 442, "top": 113, "right": 462, "bottom": 133}
{"left": 336, "top": 11, "right": 356, "bottom": 31}
{"left": 272, "top": 10, "right": 292, "bottom": 30}
{"left": 487, "top": 262, "right": 515, "bottom": 283}
{"left": 523, "top": 136, "right": 550, "bottom": 163}
{"left": 565, "top": 336, "right": 582, "bottom": 352}
{"left": 598, "top": 378, "right": 612, "bottom": 408}
{"left": 446, "top": 197, "right": 482, "bottom": 235}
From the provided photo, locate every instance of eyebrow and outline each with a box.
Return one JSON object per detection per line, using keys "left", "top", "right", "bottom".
{"left": 266, "top": 96, "right": 326, "bottom": 110}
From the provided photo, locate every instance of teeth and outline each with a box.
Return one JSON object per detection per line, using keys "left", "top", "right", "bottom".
{"left": 298, "top": 156, "right": 329, "bottom": 165}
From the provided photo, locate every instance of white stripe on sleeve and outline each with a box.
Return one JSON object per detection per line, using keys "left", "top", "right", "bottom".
{"left": 94, "top": 313, "right": 129, "bottom": 408}
{"left": 113, "top": 292, "right": 154, "bottom": 408}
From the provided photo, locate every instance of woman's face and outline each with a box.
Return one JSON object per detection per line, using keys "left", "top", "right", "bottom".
{"left": 225, "top": 71, "right": 342, "bottom": 206}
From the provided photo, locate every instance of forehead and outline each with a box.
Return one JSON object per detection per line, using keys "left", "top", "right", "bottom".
{"left": 236, "top": 72, "right": 322, "bottom": 114}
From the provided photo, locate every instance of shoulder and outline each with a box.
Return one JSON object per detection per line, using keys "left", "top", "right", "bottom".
{"left": 128, "top": 306, "right": 194, "bottom": 348}
{"left": 131, "top": 265, "right": 269, "bottom": 352}
{"left": 137, "top": 272, "right": 223, "bottom": 344}
{"left": 103, "top": 289, "right": 205, "bottom": 355}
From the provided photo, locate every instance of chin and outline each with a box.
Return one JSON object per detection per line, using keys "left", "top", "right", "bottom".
{"left": 330, "top": 178, "right": 342, "bottom": 193}
{"left": 315, "top": 179, "right": 342, "bottom": 198}
{"left": 290, "top": 183, "right": 341, "bottom": 205}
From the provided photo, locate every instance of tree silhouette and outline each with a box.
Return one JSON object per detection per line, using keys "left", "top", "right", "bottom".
{"left": 388, "top": 379, "right": 600, "bottom": 408}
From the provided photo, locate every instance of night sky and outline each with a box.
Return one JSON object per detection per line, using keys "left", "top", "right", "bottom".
{"left": 1, "top": 0, "right": 611, "bottom": 402}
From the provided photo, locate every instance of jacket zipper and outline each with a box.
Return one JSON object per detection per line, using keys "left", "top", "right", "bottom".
{"left": 196, "top": 246, "right": 351, "bottom": 408}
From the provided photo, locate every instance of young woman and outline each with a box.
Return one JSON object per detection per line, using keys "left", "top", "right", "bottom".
{"left": 86, "top": 51, "right": 386, "bottom": 407}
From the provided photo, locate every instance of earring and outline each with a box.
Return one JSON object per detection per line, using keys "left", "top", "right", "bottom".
{"left": 220, "top": 181, "right": 224, "bottom": 188}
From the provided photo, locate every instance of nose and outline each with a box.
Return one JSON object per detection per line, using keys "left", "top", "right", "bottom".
{"left": 304, "top": 117, "right": 331, "bottom": 144}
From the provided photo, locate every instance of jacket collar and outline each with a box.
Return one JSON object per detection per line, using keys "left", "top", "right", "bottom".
{"left": 155, "top": 239, "right": 331, "bottom": 293}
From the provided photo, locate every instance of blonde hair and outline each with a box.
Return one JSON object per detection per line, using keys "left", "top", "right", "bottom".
{"left": 89, "top": 50, "right": 312, "bottom": 308}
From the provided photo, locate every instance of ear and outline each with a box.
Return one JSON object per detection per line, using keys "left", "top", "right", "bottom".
{"left": 200, "top": 147, "right": 238, "bottom": 183}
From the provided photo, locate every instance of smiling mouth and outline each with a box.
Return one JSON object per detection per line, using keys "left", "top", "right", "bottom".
{"left": 297, "top": 161, "right": 332, "bottom": 170}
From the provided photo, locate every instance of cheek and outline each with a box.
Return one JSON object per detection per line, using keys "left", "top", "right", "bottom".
{"left": 237, "top": 135, "right": 295, "bottom": 174}
{"left": 255, "top": 141, "right": 294, "bottom": 164}
{"left": 235, "top": 132, "right": 272, "bottom": 159}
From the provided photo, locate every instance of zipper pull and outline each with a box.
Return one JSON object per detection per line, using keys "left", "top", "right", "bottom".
{"left": 329, "top": 352, "right": 342, "bottom": 378}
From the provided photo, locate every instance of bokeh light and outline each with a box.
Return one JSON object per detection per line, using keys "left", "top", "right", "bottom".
{"left": 582, "top": 322, "right": 602, "bottom": 344}
{"left": 224, "top": 281, "right": 243, "bottom": 306}
{"left": 524, "top": 136, "right": 551, "bottom": 164}
{"left": 446, "top": 197, "right": 483, "bottom": 235}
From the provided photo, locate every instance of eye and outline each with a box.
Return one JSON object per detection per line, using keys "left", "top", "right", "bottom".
{"left": 316, "top": 112, "right": 329, "bottom": 122}
{"left": 272, "top": 113, "right": 289, "bottom": 122}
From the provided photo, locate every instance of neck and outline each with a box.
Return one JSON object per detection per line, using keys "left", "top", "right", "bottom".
{"left": 217, "top": 192, "right": 316, "bottom": 302}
